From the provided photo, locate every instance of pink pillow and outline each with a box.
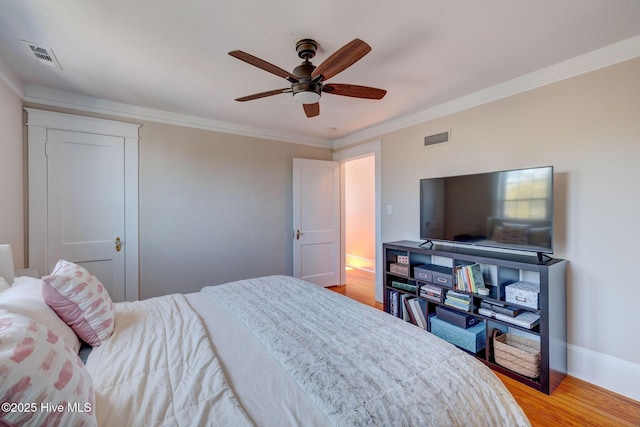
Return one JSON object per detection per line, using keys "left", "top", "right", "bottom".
{"left": 0, "top": 276, "right": 81, "bottom": 353}
{"left": 42, "top": 261, "right": 115, "bottom": 346}
{"left": 0, "top": 309, "right": 97, "bottom": 426}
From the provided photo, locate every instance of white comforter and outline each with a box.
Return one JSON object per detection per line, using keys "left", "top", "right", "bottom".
{"left": 85, "top": 294, "right": 253, "bottom": 427}
{"left": 203, "top": 276, "right": 530, "bottom": 427}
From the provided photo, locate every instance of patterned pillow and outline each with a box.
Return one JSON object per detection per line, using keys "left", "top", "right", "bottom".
{"left": 0, "top": 309, "right": 97, "bottom": 426}
{"left": 0, "top": 276, "right": 80, "bottom": 353}
{"left": 42, "top": 261, "right": 114, "bottom": 346}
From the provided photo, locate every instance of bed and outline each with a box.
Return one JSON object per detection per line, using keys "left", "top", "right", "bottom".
{"left": 1, "top": 254, "right": 530, "bottom": 426}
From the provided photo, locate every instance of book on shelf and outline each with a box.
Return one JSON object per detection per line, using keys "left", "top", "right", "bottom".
{"left": 419, "top": 283, "right": 442, "bottom": 302}
{"left": 413, "top": 298, "right": 428, "bottom": 330}
{"left": 390, "top": 290, "right": 399, "bottom": 317}
{"left": 405, "top": 298, "right": 428, "bottom": 329}
{"left": 446, "top": 290, "right": 470, "bottom": 300}
{"left": 444, "top": 299, "right": 471, "bottom": 311}
{"left": 400, "top": 294, "right": 412, "bottom": 321}
{"left": 403, "top": 296, "right": 418, "bottom": 325}
{"left": 480, "top": 300, "right": 522, "bottom": 317}
{"left": 455, "top": 263, "right": 485, "bottom": 293}
{"left": 392, "top": 281, "right": 417, "bottom": 292}
{"left": 444, "top": 289, "right": 472, "bottom": 311}
{"left": 478, "top": 307, "right": 540, "bottom": 329}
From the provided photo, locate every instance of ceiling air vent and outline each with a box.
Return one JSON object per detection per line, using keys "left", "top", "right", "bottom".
{"left": 22, "top": 40, "right": 62, "bottom": 69}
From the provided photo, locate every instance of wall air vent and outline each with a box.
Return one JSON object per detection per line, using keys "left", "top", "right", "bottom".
{"left": 22, "top": 40, "right": 62, "bottom": 69}
{"left": 424, "top": 131, "right": 450, "bottom": 147}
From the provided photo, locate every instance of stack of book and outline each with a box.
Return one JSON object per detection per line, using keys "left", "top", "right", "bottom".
{"left": 444, "top": 290, "right": 472, "bottom": 311}
{"left": 478, "top": 300, "right": 540, "bottom": 329}
{"left": 419, "top": 283, "right": 442, "bottom": 302}
{"left": 455, "top": 263, "right": 485, "bottom": 293}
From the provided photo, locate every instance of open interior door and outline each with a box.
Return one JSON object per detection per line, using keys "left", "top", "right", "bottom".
{"left": 293, "top": 158, "right": 341, "bottom": 287}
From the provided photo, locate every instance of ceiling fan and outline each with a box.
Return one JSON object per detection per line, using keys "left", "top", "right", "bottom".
{"left": 228, "top": 38, "right": 387, "bottom": 118}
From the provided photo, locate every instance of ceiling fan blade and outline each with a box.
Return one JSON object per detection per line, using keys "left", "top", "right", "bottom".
{"left": 303, "top": 103, "right": 320, "bottom": 118}
{"left": 311, "top": 38, "right": 371, "bottom": 81}
{"left": 235, "top": 88, "right": 291, "bottom": 102}
{"left": 229, "top": 50, "right": 298, "bottom": 82}
{"left": 323, "top": 84, "right": 387, "bottom": 99}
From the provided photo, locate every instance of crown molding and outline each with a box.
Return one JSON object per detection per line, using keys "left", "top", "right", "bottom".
{"left": 332, "top": 35, "right": 640, "bottom": 149}
{"left": 21, "top": 84, "right": 333, "bottom": 148}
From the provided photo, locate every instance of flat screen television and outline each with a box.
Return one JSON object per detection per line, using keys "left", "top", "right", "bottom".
{"left": 420, "top": 166, "right": 554, "bottom": 255}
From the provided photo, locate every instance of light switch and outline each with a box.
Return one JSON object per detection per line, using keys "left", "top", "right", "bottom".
{"left": 386, "top": 204, "right": 393, "bottom": 214}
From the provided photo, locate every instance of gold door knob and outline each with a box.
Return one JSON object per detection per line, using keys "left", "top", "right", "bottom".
{"left": 115, "top": 237, "right": 122, "bottom": 252}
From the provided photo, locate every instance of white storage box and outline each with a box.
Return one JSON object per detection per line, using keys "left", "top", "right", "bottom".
{"left": 505, "top": 281, "right": 540, "bottom": 309}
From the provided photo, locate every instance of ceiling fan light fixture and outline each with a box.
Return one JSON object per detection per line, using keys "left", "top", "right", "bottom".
{"left": 293, "top": 90, "right": 321, "bottom": 104}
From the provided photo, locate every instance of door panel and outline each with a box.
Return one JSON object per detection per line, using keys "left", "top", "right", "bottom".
{"left": 47, "top": 130, "right": 126, "bottom": 301}
{"left": 293, "top": 158, "right": 340, "bottom": 287}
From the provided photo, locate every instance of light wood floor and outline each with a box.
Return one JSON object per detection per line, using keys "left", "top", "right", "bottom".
{"left": 328, "top": 268, "right": 640, "bottom": 427}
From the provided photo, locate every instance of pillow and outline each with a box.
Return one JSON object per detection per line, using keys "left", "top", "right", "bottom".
{"left": 0, "top": 244, "right": 15, "bottom": 285}
{"left": 0, "top": 309, "right": 97, "bottom": 426}
{"left": 0, "top": 276, "right": 10, "bottom": 292}
{"left": 0, "top": 276, "right": 80, "bottom": 353}
{"left": 42, "top": 261, "right": 114, "bottom": 346}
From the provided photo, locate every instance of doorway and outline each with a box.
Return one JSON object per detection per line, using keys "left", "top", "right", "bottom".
{"left": 344, "top": 155, "right": 375, "bottom": 273}
{"left": 334, "top": 140, "right": 382, "bottom": 303}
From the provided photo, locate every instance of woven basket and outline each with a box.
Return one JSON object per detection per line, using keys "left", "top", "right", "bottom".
{"left": 492, "top": 329, "right": 541, "bottom": 378}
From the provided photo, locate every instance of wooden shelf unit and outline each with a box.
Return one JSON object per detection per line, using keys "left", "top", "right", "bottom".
{"left": 383, "top": 240, "right": 567, "bottom": 394}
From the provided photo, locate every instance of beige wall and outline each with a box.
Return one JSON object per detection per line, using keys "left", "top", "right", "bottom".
{"left": 370, "top": 58, "right": 640, "bottom": 372}
{"left": 138, "top": 122, "right": 332, "bottom": 298}
{"left": 0, "top": 79, "right": 24, "bottom": 270}
{"left": 345, "top": 155, "right": 375, "bottom": 269}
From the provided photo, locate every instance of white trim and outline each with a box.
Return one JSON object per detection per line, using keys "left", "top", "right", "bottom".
{"left": 568, "top": 343, "right": 640, "bottom": 402}
{"left": 333, "top": 140, "right": 383, "bottom": 302}
{"left": 25, "top": 109, "right": 140, "bottom": 301}
{"left": 22, "top": 85, "right": 333, "bottom": 148}
{"left": 332, "top": 35, "right": 640, "bottom": 148}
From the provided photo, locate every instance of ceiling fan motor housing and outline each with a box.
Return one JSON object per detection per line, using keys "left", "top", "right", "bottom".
{"left": 292, "top": 62, "right": 321, "bottom": 103}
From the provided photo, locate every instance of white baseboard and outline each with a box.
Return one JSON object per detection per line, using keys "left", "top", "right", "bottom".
{"left": 568, "top": 344, "right": 640, "bottom": 402}
{"left": 345, "top": 253, "right": 375, "bottom": 273}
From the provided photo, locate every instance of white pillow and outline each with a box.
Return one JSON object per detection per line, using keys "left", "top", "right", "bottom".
{"left": 43, "top": 260, "right": 115, "bottom": 346}
{"left": 0, "top": 276, "right": 10, "bottom": 292}
{"left": 0, "top": 309, "right": 97, "bottom": 426}
{"left": 0, "top": 276, "right": 80, "bottom": 353}
{"left": 0, "top": 244, "right": 15, "bottom": 285}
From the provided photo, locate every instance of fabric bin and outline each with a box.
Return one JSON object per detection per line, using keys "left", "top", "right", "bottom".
{"left": 505, "top": 281, "right": 540, "bottom": 309}
{"left": 430, "top": 316, "right": 485, "bottom": 353}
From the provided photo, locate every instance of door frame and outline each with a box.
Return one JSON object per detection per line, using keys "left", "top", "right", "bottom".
{"left": 25, "top": 108, "right": 141, "bottom": 301}
{"left": 333, "top": 140, "right": 382, "bottom": 302}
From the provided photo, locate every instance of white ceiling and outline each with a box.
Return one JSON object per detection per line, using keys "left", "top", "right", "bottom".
{"left": 1, "top": 0, "right": 639, "bottom": 145}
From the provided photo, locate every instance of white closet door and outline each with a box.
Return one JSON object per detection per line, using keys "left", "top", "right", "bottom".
{"left": 46, "top": 130, "right": 126, "bottom": 301}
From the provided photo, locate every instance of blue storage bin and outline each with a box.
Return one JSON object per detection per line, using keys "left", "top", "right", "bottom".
{"left": 430, "top": 316, "right": 486, "bottom": 353}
